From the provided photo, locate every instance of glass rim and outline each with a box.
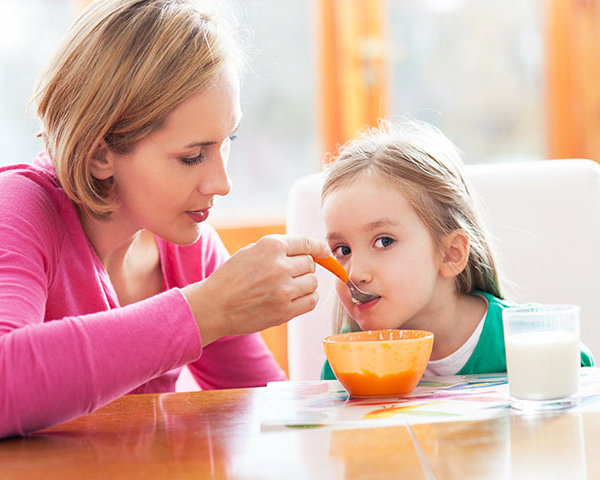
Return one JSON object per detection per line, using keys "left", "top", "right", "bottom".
{"left": 502, "top": 304, "right": 580, "bottom": 317}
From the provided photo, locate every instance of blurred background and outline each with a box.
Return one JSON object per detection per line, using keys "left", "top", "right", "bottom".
{"left": 4, "top": 0, "right": 599, "bottom": 224}
{"left": 3, "top": 0, "right": 599, "bottom": 373}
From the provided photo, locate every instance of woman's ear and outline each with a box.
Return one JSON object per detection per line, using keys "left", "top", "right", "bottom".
{"left": 89, "top": 140, "right": 114, "bottom": 180}
{"left": 439, "top": 229, "right": 470, "bottom": 278}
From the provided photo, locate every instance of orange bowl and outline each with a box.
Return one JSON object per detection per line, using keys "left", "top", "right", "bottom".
{"left": 323, "top": 329, "right": 434, "bottom": 397}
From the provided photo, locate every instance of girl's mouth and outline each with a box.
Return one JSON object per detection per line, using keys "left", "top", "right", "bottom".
{"left": 355, "top": 296, "right": 380, "bottom": 312}
{"left": 186, "top": 209, "right": 210, "bottom": 223}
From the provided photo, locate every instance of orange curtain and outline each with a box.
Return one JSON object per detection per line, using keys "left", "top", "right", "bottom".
{"left": 318, "top": 0, "right": 389, "bottom": 161}
{"left": 547, "top": 0, "right": 600, "bottom": 162}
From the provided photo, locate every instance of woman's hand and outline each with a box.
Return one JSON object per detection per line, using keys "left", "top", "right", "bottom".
{"left": 182, "top": 234, "right": 330, "bottom": 345}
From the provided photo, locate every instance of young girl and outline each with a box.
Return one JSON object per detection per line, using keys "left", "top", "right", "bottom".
{"left": 321, "top": 119, "right": 594, "bottom": 379}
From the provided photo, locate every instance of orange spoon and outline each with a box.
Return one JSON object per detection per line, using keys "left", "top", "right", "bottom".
{"left": 313, "top": 256, "right": 380, "bottom": 304}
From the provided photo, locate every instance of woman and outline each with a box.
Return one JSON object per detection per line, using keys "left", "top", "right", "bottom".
{"left": 0, "top": 0, "right": 329, "bottom": 438}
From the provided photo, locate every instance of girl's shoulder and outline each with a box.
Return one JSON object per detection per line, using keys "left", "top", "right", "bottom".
{"left": 473, "top": 289, "right": 518, "bottom": 312}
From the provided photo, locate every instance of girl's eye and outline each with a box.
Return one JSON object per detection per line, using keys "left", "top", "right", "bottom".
{"left": 179, "top": 153, "right": 203, "bottom": 166}
{"left": 374, "top": 236, "right": 394, "bottom": 249}
{"left": 332, "top": 245, "right": 351, "bottom": 259}
{"left": 229, "top": 134, "right": 238, "bottom": 141}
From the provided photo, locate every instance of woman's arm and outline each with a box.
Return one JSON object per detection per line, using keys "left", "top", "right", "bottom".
{"left": 0, "top": 290, "right": 202, "bottom": 438}
{"left": 0, "top": 171, "right": 202, "bottom": 438}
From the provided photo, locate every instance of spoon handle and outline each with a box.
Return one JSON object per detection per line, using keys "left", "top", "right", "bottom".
{"left": 313, "top": 256, "right": 349, "bottom": 283}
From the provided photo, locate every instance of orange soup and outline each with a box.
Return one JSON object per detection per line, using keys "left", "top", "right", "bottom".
{"left": 336, "top": 369, "right": 421, "bottom": 397}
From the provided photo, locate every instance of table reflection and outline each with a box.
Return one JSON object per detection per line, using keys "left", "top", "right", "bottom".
{"left": 2, "top": 384, "right": 600, "bottom": 479}
{"left": 411, "top": 417, "right": 511, "bottom": 479}
{"left": 234, "top": 428, "right": 345, "bottom": 479}
{"left": 0, "top": 390, "right": 256, "bottom": 478}
{"left": 329, "top": 425, "right": 426, "bottom": 479}
{"left": 509, "top": 413, "right": 586, "bottom": 479}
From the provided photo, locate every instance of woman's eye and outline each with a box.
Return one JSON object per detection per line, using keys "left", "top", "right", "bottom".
{"left": 374, "top": 236, "right": 394, "bottom": 248}
{"left": 332, "top": 245, "right": 351, "bottom": 258}
{"left": 179, "top": 153, "right": 203, "bottom": 166}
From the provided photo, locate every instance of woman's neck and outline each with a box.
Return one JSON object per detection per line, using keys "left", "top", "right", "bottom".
{"left": 78, "top": 207, "right": 162, "bottom": 305}
{"left": 77, "top": 207, "right": 142, "bottom": 269}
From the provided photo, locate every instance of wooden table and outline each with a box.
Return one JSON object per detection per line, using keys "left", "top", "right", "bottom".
{"left": 1, "top": 386, "right": 599, "bottom": 479}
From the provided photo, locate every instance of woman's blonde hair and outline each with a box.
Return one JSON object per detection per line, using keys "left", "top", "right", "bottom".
{"left": 322, "top": 119, "right": 503, "bottom": 333}
{"left": 32, "top": 0, "right": 244, "bottom": 219}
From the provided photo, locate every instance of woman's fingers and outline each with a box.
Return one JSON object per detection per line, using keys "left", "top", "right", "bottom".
{"left": 184, "top": 234, "right": 330, "bottom": 345}
{"left": 252, "top": 234, "right": 330, "bottom": 278}
{"left": 287, "top": 253, "right": 316, "bottom": 278}
{"left": 257, "top": 234, "right": 330, "bottom": 258}
{"left": 288, "top": 269, "right": 319, "bottom": 299}
{"left": 289, "top": 289, "right": 320, "bottom": 318}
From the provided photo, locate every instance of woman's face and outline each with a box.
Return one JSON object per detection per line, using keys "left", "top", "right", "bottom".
{"left": 108, "top": 64, "right": 242, "bottom": 245}
{"left": 322, "top": 177, "right": 445, "bottom": 331}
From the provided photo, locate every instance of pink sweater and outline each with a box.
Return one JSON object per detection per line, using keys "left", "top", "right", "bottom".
{"left": 0, "top": 154, "right": 285, "bottom": 438}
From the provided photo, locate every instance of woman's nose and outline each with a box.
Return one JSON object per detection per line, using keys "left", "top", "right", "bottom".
{"left": 198, "top": 152, "right": 232, "bottom": 197}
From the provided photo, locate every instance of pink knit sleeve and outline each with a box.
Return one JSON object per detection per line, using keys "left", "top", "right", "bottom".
{"left": 1, "top": 291, "right": 202, "bottom": 438}
{"left": 189, "top": 333, "right": 286, "bottom": 389}
{"left": 0, "top": 172, "right": 202, "bottom": 438}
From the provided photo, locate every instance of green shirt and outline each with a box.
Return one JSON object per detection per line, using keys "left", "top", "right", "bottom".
{"left": 321, "top": 290, "right": 595, "bottom": 380}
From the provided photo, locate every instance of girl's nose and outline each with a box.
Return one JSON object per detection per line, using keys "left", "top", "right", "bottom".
{"left": 348, "top": 259, "right": 373, "bottom": 285}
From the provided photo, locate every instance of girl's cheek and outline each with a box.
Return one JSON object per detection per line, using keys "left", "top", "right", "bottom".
{"left": 335, "top": 281, "right": 349, "bottom": 301}
{"left": 335, "top": 282, "right": 353, "bottom": 310}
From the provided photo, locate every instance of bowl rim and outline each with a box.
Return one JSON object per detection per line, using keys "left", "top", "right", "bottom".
{"left": 323, "top": 328, "right": 434, "bottom": 344}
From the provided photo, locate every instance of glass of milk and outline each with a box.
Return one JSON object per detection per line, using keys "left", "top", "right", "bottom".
{"left": 503, "top": 304, "right": 580, "bottom": 411}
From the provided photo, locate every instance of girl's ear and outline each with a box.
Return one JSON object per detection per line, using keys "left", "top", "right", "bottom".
{"left": 439, "top": 229, "right": 470, "bottom": 278}
{"left": 89, "top": 140, "right": 114, "bottom": 180}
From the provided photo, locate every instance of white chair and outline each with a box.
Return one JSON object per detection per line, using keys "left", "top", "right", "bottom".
{"left": 286, "top": 159, "right": 600, "bottom": 380}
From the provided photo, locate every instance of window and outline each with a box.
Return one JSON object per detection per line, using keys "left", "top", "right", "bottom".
{"left": 0, "top": 0, "right": 72, "bottom": 167}
{"left": 213, "top": 0, "right": 319, "bottom": 225}
{"left": 388, "top": 1, "right": 544, "bottom": 165}
{"left": 0, "top": 0, "right": 318, "bottom": 225}
{"left": 1, "top": 1, "right": 549, "bottom": 223}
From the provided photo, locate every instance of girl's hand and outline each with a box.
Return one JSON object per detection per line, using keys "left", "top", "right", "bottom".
{"left": 182, "top": 234, "right": 330, "bottom": 345}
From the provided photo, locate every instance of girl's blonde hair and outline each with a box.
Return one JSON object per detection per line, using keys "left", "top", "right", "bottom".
{"left": 32, "top": 0, "right": 244, "bottom": 219}
{"left": 322, "top": 119, "right": 503, "bottom": 332}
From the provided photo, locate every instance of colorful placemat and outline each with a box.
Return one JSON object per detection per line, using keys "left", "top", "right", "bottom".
{"left": 260, "top": 368, "right": 600, "bottom": 430}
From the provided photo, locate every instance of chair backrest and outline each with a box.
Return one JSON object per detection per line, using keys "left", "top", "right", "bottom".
{"left": 286, "top": 159, "right": 600, "bottom": 380}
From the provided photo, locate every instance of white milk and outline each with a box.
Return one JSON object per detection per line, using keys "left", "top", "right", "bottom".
{"left": 505, "top": 331, "right": 579, "bottom": 400}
